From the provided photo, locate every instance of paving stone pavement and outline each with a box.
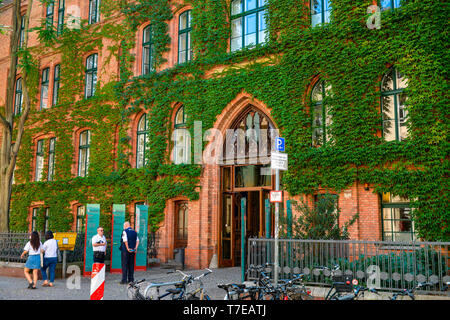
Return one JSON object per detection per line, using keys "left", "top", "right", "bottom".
{"left": 0, "top": 266, "right": 242, "bottom": 300}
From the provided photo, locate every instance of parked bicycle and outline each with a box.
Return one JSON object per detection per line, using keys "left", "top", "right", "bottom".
{"left": 219, "top": 283, "right": 261, "bottom": 300}
{"left": 128, "top": 269, "right": 212, "bottom": 300}
{"left": 128, "top": 278, "right": 187, "bottom": 300}
{"left": 315, "top": 265, "right": 382, "bottom": 300}
{"left": 278, "top": 274, "right": 314, "bottom": 300}
{"left": 219, "top": 264, "right": 313, "bottom": 300}
{"left": 127, "top": 279, "right": 148, "bottom": 300}
{"left": 314, "top": 264, "right": 355, "bottom": 300}
{"left": 390, "top": 282, "right": 435, "bottom": 300}
{"left": 179, "top": 269, "right": 212, "bottom": 300}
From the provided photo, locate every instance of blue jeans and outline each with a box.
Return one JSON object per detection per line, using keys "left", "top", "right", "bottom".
{"left": 41, "top": 257, "right": 58, "bottom": 283}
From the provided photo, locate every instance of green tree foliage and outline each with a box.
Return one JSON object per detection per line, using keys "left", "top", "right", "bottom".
{"left": 281, "top": 193, "right": 358, "bottom": 240}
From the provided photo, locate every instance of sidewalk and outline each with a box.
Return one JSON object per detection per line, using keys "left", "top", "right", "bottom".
{"left": 0, "top": 266, "right": 242, "bottom": 300}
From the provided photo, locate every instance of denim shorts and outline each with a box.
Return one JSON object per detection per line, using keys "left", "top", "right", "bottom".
{"left": 25, "top": 254, "right": 41, "bottom": 269}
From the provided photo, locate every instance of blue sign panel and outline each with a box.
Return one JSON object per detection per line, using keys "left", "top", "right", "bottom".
{"left": 111, "top": 204, "right": 125, "bottom": 273}
{"left": 83, "top": 204, "right": 100, "bottom": 276}
{"left": 276, "top": 137, "right": 285, "bottom": 152}
{"left": 135, "top": 205, "right": 148, "bottom": 270}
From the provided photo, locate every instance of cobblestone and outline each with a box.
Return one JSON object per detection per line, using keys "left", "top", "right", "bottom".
{"left": 0, "top": 266, "right": 241, "bottom": 300}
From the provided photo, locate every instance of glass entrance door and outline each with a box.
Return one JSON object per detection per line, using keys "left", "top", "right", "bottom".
{"left": 219, "top": 166, "right": 274, "bottom": 267}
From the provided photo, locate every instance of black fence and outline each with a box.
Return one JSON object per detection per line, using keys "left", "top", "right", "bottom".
{"left": 247, "top": 238, "right": 450, "bottom": 294}
{"left": 0, "top": 231, "right": 159, "bottom": 265}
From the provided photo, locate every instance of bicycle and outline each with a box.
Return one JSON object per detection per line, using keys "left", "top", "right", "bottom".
{"left": 219, "top": 264, "right": 313, "bottom": 301}
{"left": 127, "top": 279, "right": 148, "bottom": 300}
{"left": 218, "top": 264, "right": 275, "bottom": 300}
{"left": 179, "top": 269, "right": 213, "bottom": 300}
{"left": 218, "top": 283, "right": 261, "bottom": 300}
{"left": 330, "top": 283, "right": 379, "bottom": 301}
{"left": 141, "top": 269, "right": 212, "bottom": 300}
{"left": 128, "top": 278, "right": 187, "bottom": 300}
{"left": 278, "top": 274, "right": 314, "bottom": 300}
{"left": 390, "top": 282, "right": 435, "bottom": 300}
{"left": 313, "top": 265, "right": 353, "bottom": 300}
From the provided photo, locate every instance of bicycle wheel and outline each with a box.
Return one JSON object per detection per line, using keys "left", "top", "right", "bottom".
{"left": 287, "top": 288, "right": 314, "bottom": 300}
{"left": 127, "top": 285, "right": 146, "bottom": 300}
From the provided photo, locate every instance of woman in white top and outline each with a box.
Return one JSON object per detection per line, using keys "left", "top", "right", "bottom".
{"left": 20, "top": 231, "right": 43, "bottom": 289}
{"left": 41, "top": 231, "right": 59, "bottom": 287}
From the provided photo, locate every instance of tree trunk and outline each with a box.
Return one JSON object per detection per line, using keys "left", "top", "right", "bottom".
{"left": 0, "top": 0, "right": 33, "bottom": 232}
{"left": 0, "top": 168, "right": 13, "bottom": 231}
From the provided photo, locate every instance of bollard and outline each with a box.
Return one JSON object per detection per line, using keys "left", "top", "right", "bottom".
{"left": 90, "top": 263, "right": 105, "bottom": 300}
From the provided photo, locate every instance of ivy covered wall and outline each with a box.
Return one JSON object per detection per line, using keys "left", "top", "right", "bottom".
{"left": 8, "top": 0, "right": 449, "bottom": 241}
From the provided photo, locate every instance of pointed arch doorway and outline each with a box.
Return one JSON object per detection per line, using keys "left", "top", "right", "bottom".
{"left": 219, "top": 105, "right": 278, "bottom": 267}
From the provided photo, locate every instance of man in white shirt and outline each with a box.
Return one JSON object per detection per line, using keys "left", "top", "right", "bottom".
{"left": 92, "top": 227, "right": 107, "bottom": 263}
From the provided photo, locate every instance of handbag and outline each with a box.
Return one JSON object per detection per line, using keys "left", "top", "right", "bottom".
{"left": 94, "top": 251, "right": 105, "bottom": 260}
{"left": 56, "top": 242, "right": 62, "bottom": 263}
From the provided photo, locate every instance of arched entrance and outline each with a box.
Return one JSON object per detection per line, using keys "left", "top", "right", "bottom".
{"left": 218, "top": 105, "right": 278, "bottom": 267}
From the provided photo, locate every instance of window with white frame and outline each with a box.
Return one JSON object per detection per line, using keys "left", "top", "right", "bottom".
{"left": 230, "top": 0, "right": 268, "bottom": 52}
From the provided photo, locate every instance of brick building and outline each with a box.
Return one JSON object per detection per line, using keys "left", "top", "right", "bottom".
{"left": 1, "top": 0, "right": 446, "bottom": 269}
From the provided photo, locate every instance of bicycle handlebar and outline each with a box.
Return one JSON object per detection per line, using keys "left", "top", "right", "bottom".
{"left": 416, "top": 282, "right": 434, "bottom": 289}
{"left": 130, "top": 279, "right": 146, "bottom": 286}
{"left": 195, "top": 268, "right": 212, "bottom": 280}
{"left": 174, "top": 269, "right": 212, "bottom": 283}
{"left": 313, "top": 264, "right": 340, "bottom": 271}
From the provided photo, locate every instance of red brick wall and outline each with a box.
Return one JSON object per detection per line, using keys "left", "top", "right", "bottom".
{"left": 0, "top": 1, "right": 385, "bottom": 270}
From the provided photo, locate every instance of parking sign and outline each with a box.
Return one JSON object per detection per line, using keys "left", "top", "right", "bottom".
{"left": 276, "top": 137, "right": 285, "bottom": 152}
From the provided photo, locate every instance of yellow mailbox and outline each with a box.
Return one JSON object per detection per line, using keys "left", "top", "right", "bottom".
{"left": 54, "top": 232, "right": 78, "bottom": 251}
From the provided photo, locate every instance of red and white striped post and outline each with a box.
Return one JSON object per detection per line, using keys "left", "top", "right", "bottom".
{"left": 90, "top": 263, "right": 105, "bottom": 300}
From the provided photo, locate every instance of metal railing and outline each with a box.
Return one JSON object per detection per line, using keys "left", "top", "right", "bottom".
{"left": 0, "top": 232, "right": 31, "bottom": 263}
{"left": 0, "top": 231, "right": 159, "bottom": 265}
{"left": 0, "top": 231, "right": 88, "bottom": 263}
{"left": 247, "top": 238, "right": 450, "bottom": 294}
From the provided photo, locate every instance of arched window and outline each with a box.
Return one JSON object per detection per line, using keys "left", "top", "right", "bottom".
{"left": 14, "top": 78, "right": 23, "bottom": 115}
{"left": 142, "top": 25, "right": 155, "bottom": 74}
{"left": 85, "top": 53, "right": 98, "bottom": 98}
{"left": 178, "top": 10, "right": 192, "bottom": 64}
{"left": 381, "top": 68, "right": 408, "bottom": 141}
{"left": 230, "top": 0, "right": 268, "bottom": 52}
{"left": 174, "top": 105, "right": 187, "bottom": 128}
{"left": 136, "top": 114, "right": 149, "bottom": 168}
{"left": 172, "top": 106, "right": 190, "bottom": 164}
{"left": 311, "top": 0, "right": 331, "bottom": 27}
{"left": 223, "top": 106, "right": 276, "bottom": 166}
{"left": 78, "top": 130, "right": 91, "bottom": 177}
{"left": 311, "top": 79, "right": 332, "bottom": 147}
{"left": 76, "top": 205, "right": 85, "bottom": 233}
{"left": 380, "top": 0, "right": 401, "bottom": 11}
{"left": 175, "top": 201, "right": 188, "bottom": 247}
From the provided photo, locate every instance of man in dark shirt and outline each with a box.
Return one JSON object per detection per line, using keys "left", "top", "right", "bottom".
{"left": 119, "top": 221, "right": 139, "bottom": 284}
